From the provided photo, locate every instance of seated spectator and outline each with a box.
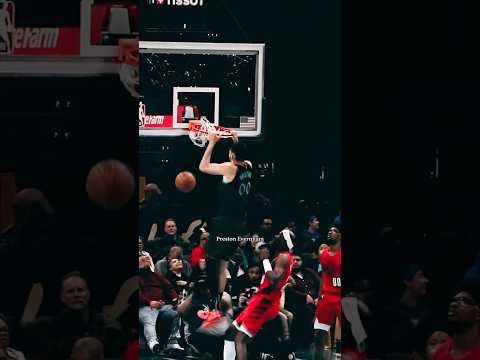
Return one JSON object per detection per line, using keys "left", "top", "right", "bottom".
{"left": 69, "top": 337, "right": 104, "bottom": 360}
{"left": 284, "top": 253, "right": 319, "bottom": 350}
{"left": 425, "top": 331, "right": 450, "bottom": 360}
{"left": 139, "top": 255, "right": 184, "bottom": 355}
{"left": 146, "top": 218, "right": 191, "bottom": 262}
{"left": 45, "top": 272, "right": 126, "bottom": 360}
{"left": 231, "top": 263, "right": 261, "bottom": 307}
{"left": 432, "top": 279, "right": 480, "bottom": 360}
{"left": 165, "top": 258, "right": 192, "bottom": 300}
{"left": 138, "top": 237, "right": 154, "bottom": 272}
{"left": 190, "top": 228, "right": 208, "bottom": 267}
{"left": 155, "top": 246, "right": 192, "bottom": 276}
{"left": 0, "top": 313, "right": 26, "bottom": 360}
{"left": 381, "top": 264, "right": 433, "bottom": 359}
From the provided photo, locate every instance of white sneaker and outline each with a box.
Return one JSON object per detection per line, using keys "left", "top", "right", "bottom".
{"left": 165, "top": 340, "right": 185, "bottom": 352}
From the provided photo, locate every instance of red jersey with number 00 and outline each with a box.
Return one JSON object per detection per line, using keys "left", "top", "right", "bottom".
{"left": 320, "top": 248, "right": 341, "bottom": 296}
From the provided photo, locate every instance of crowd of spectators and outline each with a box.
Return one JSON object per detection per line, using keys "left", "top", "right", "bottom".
{"left": 138, "top": 182, "right": 341, "bottom": 359}
{"left": 0, "top": 188, "right": 138, "bottom": 360}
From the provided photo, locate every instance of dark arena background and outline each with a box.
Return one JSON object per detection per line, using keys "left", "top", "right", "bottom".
{"left": 0, "top": 1, "right": 139, "bottom": 359}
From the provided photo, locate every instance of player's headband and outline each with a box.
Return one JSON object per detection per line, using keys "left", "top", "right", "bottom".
{"left": 282, "top": 229, "right": 294, "bottom": 251}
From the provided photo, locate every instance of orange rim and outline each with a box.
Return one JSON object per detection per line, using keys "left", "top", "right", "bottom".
{"left": 188, "top": 121, "right": 232, "bottom": 137}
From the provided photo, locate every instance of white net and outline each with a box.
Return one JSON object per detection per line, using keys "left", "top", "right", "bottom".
{"left": 188, "top": 117, "right": 217, "bottom": 147}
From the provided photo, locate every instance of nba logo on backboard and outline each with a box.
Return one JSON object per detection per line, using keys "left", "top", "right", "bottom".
{"left": 139, "top": 102, "right": 146, "bottom": 127}
{"left": 0, "top": 0, "right": 14, "bottom": 55}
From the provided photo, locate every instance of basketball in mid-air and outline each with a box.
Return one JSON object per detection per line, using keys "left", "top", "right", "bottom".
{"left": 175, "top": 171, "right": 196, "bottom": 193}
{"left": 86, "top": 159, "right": 135, "bottom": 210}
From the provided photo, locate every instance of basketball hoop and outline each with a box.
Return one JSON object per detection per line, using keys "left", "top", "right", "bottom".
{"left": 118, "top": 38, "right": 139, "bottom": 98}
{"left": 188, "top": 117, "right": 232, "bottom": 147}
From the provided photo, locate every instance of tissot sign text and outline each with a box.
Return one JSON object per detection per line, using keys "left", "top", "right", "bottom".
{"left": 148, "top": 0, "right": 204, "bottom": 6}
{"left": 0, "top": 1, "right": 80, "bottom": 55}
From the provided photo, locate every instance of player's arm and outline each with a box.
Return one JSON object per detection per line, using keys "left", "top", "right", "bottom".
{"left": 262, "top": 253, "right": 289, "bottom": 293}
{"left": 198, "top": 133, "right": 231, "bottom": 175}
{"left": 318, "top": 244, "right": 334, "bottom": 269}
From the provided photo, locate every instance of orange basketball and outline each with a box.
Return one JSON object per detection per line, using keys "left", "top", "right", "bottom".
{"left": 175, "top": 171, "right": 196, "bottom": 193}
{"left": 86, "top": 159, "right": 135, "bottom": 210}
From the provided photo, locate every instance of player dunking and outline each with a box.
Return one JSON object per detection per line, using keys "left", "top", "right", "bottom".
{"left": 223, "top": 229, "right": 295, "bottom": 360}
{"left": 313, "top": 225, "right": 342, "bottom": 360}
{"left": 199, "top": 131, "right": 253, "bottom": 310}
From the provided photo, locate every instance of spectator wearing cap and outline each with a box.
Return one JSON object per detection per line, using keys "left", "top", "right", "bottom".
{"left": 432, "top": 279, "right": 480, "bottom": 360}
{"left": 298, "top": 215, "right": 322, "bottom": 271}
{"left": 381, "top": 264, "right": 433, "bottom": 358}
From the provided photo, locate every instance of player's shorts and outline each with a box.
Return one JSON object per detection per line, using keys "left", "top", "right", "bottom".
{"left": 314, "top": 293, "right": 341, "bottom": 331}
{"left": 207, "top": 215, "right": 246, "bottom": 261}
{"left": 233, "top": 294, "right": 280, "bottom": 337}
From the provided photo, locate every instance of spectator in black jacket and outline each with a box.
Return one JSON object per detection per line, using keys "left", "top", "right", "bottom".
{"left": 46, "top": 271, "right": 126, "bottom": 360}
{"left": 165, "top": 258, "right": 191, "bottom": 301}
{"left": 285, "top": 253, "right": 320, "bottom": 350}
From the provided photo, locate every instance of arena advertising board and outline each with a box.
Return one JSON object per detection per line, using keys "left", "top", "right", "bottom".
{"left": 0, "top": 0, "right": 80, "bottom": 55}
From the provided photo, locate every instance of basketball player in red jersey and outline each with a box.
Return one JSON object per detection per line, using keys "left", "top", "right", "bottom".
{"left": 313, "top": 225, "right": 342, "bottom": 360}
{"left": 221, "top": 229, "right": 295, "bottom": 360}
{"left": 199, "top": 130, "right": 253, "bottom": 310}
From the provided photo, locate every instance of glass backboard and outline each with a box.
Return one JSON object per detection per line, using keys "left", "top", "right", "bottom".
{"left": 139, "top": 42, "right": 264, "bottom": 137}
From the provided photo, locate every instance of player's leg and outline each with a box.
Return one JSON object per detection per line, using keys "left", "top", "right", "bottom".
{"left": 278, "top": 311, "right": 291, "bottom": 340}
{"left": 176, "top": 293, "right": 193, "bottom": 316}
{"left": 235, "top": 329, "right": 250, "bottom": 360}
{"left": 223, "top": 324, "right": 238, "bottom": 360}
{"left": 312, "top": 295, "right": 337, "bottom": 360}
{"left": 205, "top": 255, "right": 227, "bottom": 309}
{"left": 217, "top": 258, "right": 228, "bottom": 305}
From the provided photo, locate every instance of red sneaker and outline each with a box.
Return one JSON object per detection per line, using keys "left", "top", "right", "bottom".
{"left": 197, "top": 309, "right": 230, "bottom": 336}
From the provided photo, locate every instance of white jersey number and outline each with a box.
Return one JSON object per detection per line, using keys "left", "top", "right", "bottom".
{"left": 238, "top": 182, "right": 251, "bottom": 196}
{"left": 332, "top": 277, "right": 341, "bottom": 287}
